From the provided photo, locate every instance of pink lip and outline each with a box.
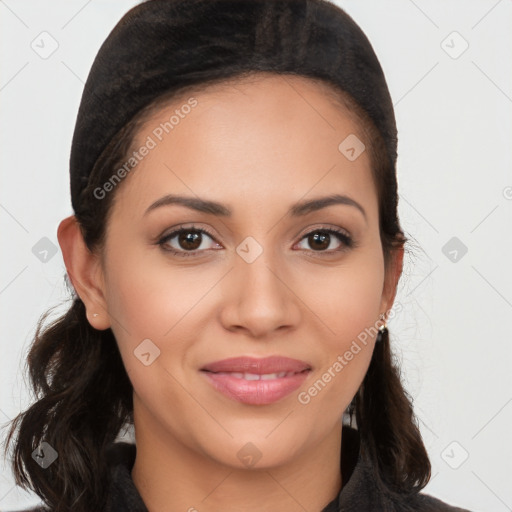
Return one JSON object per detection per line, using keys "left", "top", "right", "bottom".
{"left": 200, "top": 356, "right": 312, "bottom": 405}
{"left": 201, "top": 356, "right": 311, "bottom": 374}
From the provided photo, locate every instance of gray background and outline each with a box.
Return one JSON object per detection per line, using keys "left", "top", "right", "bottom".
{"left": 1, "top": 1, "right": 511, "bottom": 510}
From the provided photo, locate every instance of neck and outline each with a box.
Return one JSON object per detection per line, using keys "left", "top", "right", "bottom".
{"left": 131, "top": 404, "right": 343, "bottom": 512}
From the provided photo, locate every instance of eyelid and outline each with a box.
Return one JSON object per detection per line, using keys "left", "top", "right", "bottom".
{"left": 294, "top": 223, "right": 351, "bottom": 240}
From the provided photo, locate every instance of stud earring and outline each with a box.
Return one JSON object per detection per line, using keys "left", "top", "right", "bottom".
{"left": 93, "top": 313, "right": 99, "bottom": 317}
{"left": 376, "top": 322, "right": 388, "bottom": 343}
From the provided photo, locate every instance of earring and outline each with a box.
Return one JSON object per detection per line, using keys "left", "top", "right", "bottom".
{"left": 376, "top": 322, "right": 388, "bottom": 343}
{"left": 93, "top": 313, "right": 99, "bottom": 317}
{"left": 346, "top": 396, "right": 356, "bottom": 427}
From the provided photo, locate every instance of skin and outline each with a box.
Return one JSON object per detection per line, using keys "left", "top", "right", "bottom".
{"left": 58, "top": 72, "right": 403, "bottom": 512}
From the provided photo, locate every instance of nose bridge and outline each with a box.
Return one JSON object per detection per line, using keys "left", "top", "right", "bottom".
{"left": 222, "top": 234, "right": 299, "bottom": 335}
{"left": 236, "top": 235, "right": 285, "bottom": 302}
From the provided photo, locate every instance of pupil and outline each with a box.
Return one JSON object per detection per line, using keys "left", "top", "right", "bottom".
{"left": 180, "top": 231, "right": 201, "bottom": 250}
{"left": 310, "top": 232, "right": 329, "bottom": 250}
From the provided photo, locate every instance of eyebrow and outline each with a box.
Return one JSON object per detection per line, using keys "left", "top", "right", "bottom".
{"left": 144, "top": 193, "right": 367, "bottom": 221}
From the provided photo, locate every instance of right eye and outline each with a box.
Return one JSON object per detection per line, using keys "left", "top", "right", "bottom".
{"left": 157, "top": 225, "right": 222, "bottom": 257}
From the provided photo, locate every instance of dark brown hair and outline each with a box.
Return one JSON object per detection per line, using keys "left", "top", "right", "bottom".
{"left": 4, "top": 1, "right": 430, "bottom": 510}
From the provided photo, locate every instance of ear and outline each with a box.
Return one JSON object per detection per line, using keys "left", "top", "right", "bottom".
{"left": 57, "top": 215, "right": 111, "bottom": 330}
{"left": 379, "top": 244, "right": 404, "bottom": 322}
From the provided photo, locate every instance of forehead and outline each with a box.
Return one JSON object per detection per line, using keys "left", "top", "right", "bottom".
{"left": 111, "top": 73, "right": 377, "bottom": 221}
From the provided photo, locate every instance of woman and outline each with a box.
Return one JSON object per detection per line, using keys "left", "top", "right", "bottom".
{"left": 5, "top": 0, "right": 472, "bottom": 511}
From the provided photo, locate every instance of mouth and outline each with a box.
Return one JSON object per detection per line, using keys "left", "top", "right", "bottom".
{"left": 200, "top": 355, "right": 312, "bottom": 374}
{"left": 202, "top": 369, "right": 310, "bottom": 380}
{"left": 200, "top": 356, "right": 312, "bottom": 405}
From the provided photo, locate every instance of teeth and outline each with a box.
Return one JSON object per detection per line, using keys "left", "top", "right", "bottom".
{"left": 216, "top": 371, "right": 295, "bottom": 380}
{"left": 260, "top": 372, "right": 287, "bottom": 380}
{"left": 229, "top": 372, "right": 245, "bottom": 379}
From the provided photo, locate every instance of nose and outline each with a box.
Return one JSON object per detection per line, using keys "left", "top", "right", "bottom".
{"left": 219, "top": 249, "right": 301, "bottom": 339}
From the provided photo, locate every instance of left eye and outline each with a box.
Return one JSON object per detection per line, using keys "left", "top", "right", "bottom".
{"left": 296, "top": 228, "right": 353, "bottom": 253}
{"left": 157, "top": 226, "right": 353, "bottom": 257}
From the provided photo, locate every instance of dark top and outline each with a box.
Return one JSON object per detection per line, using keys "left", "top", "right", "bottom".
{"left": 15, "top": 426, "right": 471, "bottom": 512}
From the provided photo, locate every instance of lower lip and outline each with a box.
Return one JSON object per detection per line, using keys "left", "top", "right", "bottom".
{"left": 201, "top": 370, "right": 310, "bottom": 405}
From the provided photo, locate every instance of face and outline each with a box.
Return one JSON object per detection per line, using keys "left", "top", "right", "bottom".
{"left": 83, "top": 73, "right": 401, "bottom": 469}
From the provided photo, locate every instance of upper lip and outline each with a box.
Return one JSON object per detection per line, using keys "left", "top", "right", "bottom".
{"left": 201, "top": 356, "right": 312, "bottom": 375}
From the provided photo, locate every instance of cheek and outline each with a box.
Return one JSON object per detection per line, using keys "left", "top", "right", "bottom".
{"left": 102, "top": 246, "right": 226, "bottom": 393}
{"left": 298, "top": 246, "right": 384, "bottom": 379}
{"left": 300, "top": 250, "right": 385, "bottom": 344}
{"left": 295, "top": 262, "right": 383, "bottom": 414}
{"left": 102, "top": 253, "right": 200, "bottom": 407}
{"left": 103, "top": 246, "right": 212, "bottom": 338}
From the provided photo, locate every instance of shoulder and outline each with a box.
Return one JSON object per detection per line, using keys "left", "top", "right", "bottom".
{"left": 384, "top": 487, "right": 472, "bottom": 512}
{"left": 411, "top": 491, "right": 472, "bottom": 512}
{"left": 335, "top": 447, "right": 473, "bottom": 512}
{"left": 347, "top": 450, "right": 472, "bottom": 512}
{"left": 6, "top": 507, "right": 49, "bottom": 512}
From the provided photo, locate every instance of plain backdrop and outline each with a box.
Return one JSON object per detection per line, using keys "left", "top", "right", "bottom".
{"left": 1, "top": 1, "right": 511, "bottom": 511}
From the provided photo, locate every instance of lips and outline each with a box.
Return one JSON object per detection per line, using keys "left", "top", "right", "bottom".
{"left": 201, "top": 355, "right": 312, "bottom": 375}
{"left": 200, "top": 356, "right": 312, "bottom": 405}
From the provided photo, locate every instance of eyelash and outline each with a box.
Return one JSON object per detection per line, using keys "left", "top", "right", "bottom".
{"left": 157, "top": 224, "right": 355, "bottom": 258}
